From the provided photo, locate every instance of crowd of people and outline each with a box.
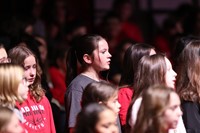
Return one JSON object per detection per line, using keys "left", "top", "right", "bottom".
{"left": 0, "top": 0, "right": 200, "bottom": 133}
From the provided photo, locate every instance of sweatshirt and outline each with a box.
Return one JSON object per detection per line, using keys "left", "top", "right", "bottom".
{"left": 16, "top": 92, "right": 56, "bottom": 133}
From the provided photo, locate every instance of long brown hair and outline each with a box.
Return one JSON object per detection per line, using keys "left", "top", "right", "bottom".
{"left": 8, "top": 45, "right": 44, "bottom": 102}
{"left": 132, "top": 85, "right": 174, "bottom": 133}
{"left": 119, "top": 43, "right": 155, "bottom": 87}
{"left": 133, "top": 54, "right": 167, "bottom": 102}
{"left": 126, "top": 54, "right": 167, "bottom": 132}
{"left": 176, "top": 40, "right": 200, "bottom": 102}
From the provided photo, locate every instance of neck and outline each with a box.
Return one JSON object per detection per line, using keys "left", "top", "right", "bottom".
{"left": 81, "top": 68, "right": 100, "bottom": 81}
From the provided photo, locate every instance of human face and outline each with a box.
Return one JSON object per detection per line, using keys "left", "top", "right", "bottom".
{"left": 165, "top": 57, "right": 177, "bottom": 89}
{"left": 105, "top": 93, "right": 121, "bottom": 115}
{"left": 92, "top": 39, "right": 112, "bottom": 71}
{"left": 0, "top": 48, "right": 10, "bottom": 63}
{"left": 18, "top": 78, "right": 29, "bottom": 100}
{"left": 23, "top": 55, "right": 36, "bottom": 86}
{"left": 5, "top": 113, "right": 23, "bottom": 133}
{"left": 163, "top": 92, "right": 182, "bottom": 130}
{"left": 95, "top": 109, "right": 119, "bottom": 133}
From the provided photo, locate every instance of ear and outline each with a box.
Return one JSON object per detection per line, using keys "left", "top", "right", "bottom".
{"left": 83, "top": 54, "right": 92, "bottom": 64}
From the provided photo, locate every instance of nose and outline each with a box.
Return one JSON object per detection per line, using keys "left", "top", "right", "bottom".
{"left": 177, "top": 106, "right": 183, "bottom": 117}
{"left": 30, "top": 68, "right": 35, "bottom": 76}
{"left": 173, "top": 70, "right": 177, "bottom": 77}
{"left": 117, "top": 101, "right": 121, "bottom": 109}
{"left": 108, "top": 51, "right": 112, "bottom": 58}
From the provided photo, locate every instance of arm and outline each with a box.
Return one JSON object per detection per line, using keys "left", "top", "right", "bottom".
{"left": 118, "top": 88, "right": 133, "bottom": 126}
{"left": 65, "top": 89, "right": 82, "bottom": 130}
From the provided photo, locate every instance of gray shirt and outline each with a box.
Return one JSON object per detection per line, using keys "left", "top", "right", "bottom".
{"left": 65, "top": 74, "right": 96, "bottom": 128}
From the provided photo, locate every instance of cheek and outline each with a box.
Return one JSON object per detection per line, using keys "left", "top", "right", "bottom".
{"left": 24, "top": 71, "right": 29, "bottom": 78}
{"left": 95, "top": 123, "right": 106, "bottom": 133}
{"left": 106, "top": 103, "right": 117, "bottom": 113}
{"left": 163, "top": 110, "right": 174, "bottom": 123}
{"left": 18, "top": 84, "right": 22, "bottom": 95}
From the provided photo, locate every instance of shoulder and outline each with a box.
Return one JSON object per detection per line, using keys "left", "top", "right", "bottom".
{"left": 132, "top": 97, "right": 142, "bottom": 110}
{"left": 119, "top": 87, "right": 133, "bottom": 94}
{"left": 67, "top": 74, "right": 96, "bottom": 92}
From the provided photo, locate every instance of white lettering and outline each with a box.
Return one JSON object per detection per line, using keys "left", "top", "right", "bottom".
{"left": 39, "top": 105, "right": 44, "bottom": 110}
{"left": 31, "top": 105, "right": 38, "bottom": 111}
{"left": 21, "top": 107, "right": 25, "bottom": 113}
{"left": 24, "top": 107, "right": 30, "bottom": 112}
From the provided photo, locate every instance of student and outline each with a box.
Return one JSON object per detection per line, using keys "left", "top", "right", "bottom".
{"left": 176, "top": 40, "right": 200, "bottom": 132}
{"left": 75, "top": 103, "right": 118, "bottom": 133}
{"left": 118, "top": 43, "right": 155, "bottom": 130}
{"left": 0, "top": 106, "right": 24, "bottom": 133}
{"left": 0, "top": 44, "right": 11, "bottom": 63}
{"left": 0, "top": 63, "right": 28, "bottom": 122}
{"left": 8, "top": 45, "right": 56, "bottom": 133}
{"left": 48, "top": 47, "right": 68, "bottom": 133}
{"left": 81, "top": 81, "right": 121, "bottom": 132}
{"left": 65, "top": 34, "right": 111, "bottom": 132}
{"left": 126, "top": 54, "right": 186, "bottom": 133}
{"left": 132, "top": 85, "right": 182, "bottom": 133}
{"left": 82, "top": 81, "right": 121, "bottom": 114}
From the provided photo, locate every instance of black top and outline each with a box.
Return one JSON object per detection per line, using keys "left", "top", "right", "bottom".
{"left": 181, "top": 100, "right": 200, "bottom": 133}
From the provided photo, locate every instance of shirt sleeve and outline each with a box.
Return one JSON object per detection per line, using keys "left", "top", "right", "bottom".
{"left": 44, "top": 96, "right": 56, "bottom": 133}
{"left": 118, "top": 88, "right": 133, "bottom": 126}
{"left": 65, "top": 89, "right": 82, "bottom": 128}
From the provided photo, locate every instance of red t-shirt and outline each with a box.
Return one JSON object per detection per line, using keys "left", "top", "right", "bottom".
{"left": 118, "top": 87, "right": 134, "bottom": 126}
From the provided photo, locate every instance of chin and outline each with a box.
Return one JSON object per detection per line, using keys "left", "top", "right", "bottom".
{"left": 28, "top": 82, "right": 34, "bottom": 86}
{"left": 101, "top": 67, "right": 109, "bottom": 71}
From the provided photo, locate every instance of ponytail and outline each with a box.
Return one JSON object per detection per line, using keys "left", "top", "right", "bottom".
{"left": 66, "top": 46, "right": 77, "bottom": 86}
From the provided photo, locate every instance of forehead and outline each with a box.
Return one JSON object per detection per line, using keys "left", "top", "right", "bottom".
{"left": 168, "top": 92, "right": 180, "bottom": 106}
{"left": 24, "top": 55, "right": 36, "bottom": 66}
{"left": 98, "top": 109, "right": 115, "bottom": 121}
{"left": 98, "top": 39, "right": 109, "bottom": 50}
{"left": 0, "top": 48, "right": 7, "bottom": 58}
{"left": 108, "top": 92, "right": 118, "bottom": 101}
{"left": 164, "top": 57, "right": 172, "bottom": 68}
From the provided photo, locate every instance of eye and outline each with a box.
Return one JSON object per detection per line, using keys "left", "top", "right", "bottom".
{"left": 24, "top": 66, "right": 29, "bottom": 71}
{"left": 102, "top": 123, "right": 111, "bottom": 128}
{"left": 33, "top": 64, "right": 37, "bottom": 68}
{"left": 169, "top": 105, "right": 179, "bottom": 111}
{"left": 101, "top": 51, "right": 106, "bottom": 54}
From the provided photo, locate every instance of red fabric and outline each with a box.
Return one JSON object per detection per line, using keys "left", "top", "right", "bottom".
{"left": 69, "top": 128, "right": 74, "bottom": 133}
{"left": 49, "top": 67, "right": 66, "bottom": 106}
{"left": 16, "top": 92, "right": 56, "bottom": 133}
{"left": 118, "top": 87, "right": 133, "bottom": 126}
{"left": 154, "top": 35, "right": 171, "bottom": 57}
{"left": 121, "top": 22, "right": 144, "bottom": 42}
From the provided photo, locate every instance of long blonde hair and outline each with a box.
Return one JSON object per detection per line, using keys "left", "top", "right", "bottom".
{"left": 0, "top": 64, "right": 24, "bottom": 107}
{"left": 0, "top": 106, "right": 15, "bottom": 132}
